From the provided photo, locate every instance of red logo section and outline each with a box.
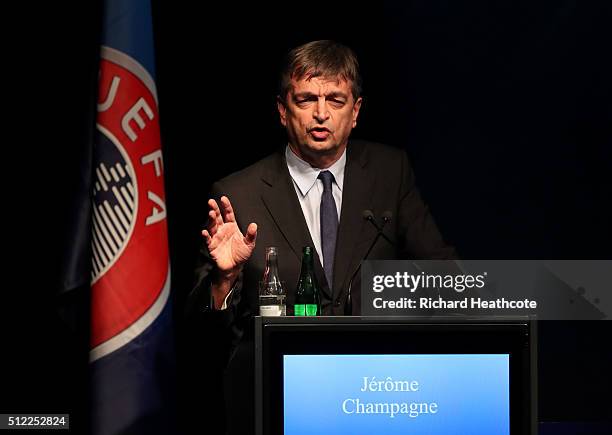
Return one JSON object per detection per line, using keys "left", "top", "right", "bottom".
{"left": 91, "top": 56, "right": 168, "bottom": 349}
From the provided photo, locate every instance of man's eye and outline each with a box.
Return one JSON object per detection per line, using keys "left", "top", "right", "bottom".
{"left": 329, "top": 99, "right": 346, "bottom": 107}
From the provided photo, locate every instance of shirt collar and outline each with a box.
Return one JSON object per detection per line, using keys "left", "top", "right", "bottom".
{"left": 285, "top": 145, "right": 346, "bottom": 196}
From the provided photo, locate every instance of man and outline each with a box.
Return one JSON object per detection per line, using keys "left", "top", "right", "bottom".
{"left": 185, "top": 40, "right": 456, "bottom": 434}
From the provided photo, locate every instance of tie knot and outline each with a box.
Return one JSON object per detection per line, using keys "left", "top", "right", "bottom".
{"left": 318, "top": 170, "right": 334, "bottom": 191}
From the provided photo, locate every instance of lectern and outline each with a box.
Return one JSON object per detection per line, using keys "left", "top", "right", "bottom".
{"left": 255, "top": 316, "right": 536, "bottom": 435}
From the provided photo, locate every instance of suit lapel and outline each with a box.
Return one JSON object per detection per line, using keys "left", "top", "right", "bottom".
{"left": 260, "top": 150, "right": 332, "bottom": 299}
{"left": 333, "top": 141, "right": 376, "bottom": 298}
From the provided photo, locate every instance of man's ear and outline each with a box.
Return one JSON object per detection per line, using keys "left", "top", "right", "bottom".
{"left": 352, "top": 96, "right": 363, "bottom": 128}
{"left": 277, "top": 96, "right": 287, "bottom": 127}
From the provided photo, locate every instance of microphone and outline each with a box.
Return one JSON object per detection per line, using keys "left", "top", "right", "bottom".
{"left": 381, "top": 210, "right": 392, "bottom": 225}
{"left": 362, "top": 209, "right": 381, "bottom": 231}
{"left": 344, "top": 210, "right": 392, "bottom": 315}
{"left": 363, "top": 209, "right": 395, "bottom": 246}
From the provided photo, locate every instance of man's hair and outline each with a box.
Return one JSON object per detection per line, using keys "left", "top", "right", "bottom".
{"left": 279, "top": 40, "right": 362, "bottom": 102}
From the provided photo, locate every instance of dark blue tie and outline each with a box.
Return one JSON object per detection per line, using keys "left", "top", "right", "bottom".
{"left": 318, "top": 170, "right": 338, "bottom": 289}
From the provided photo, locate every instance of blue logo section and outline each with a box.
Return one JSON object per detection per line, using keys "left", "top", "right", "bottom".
{"left": 284, "top": 354, "right": 509, "bottom": 435}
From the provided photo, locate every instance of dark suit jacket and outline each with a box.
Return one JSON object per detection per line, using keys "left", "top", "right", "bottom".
{"left": 184, "top": 140, "right": 457, "bottom": 434}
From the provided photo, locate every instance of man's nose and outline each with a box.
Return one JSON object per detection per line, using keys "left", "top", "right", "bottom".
{"left": 313, "top": 99, "right": 330, "bottom": 122}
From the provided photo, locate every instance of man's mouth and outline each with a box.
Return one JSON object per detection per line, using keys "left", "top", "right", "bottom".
{"left": 309, "top": 127, "right": 331, "bottom": 140}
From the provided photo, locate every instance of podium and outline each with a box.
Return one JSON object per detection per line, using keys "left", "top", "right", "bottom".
{"left": 255, "top": 316, "right": 536, "bottom": 435}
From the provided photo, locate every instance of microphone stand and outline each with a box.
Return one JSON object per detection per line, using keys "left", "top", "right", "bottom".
{"left": 344, "top": 211, "right": 392, "bottom": 315}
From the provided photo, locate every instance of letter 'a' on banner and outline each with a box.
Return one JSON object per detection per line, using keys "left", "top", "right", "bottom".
{"left": 90, "top": 0, "right": 174, "bottom": 434}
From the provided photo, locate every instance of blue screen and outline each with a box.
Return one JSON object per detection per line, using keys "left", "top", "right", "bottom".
{"left": 284, "top": 354, "right": 509, "bottom": 435}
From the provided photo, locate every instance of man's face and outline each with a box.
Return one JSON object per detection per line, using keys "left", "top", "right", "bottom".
{"left": 278, "top": 75, "right": 362, "bottom": 166}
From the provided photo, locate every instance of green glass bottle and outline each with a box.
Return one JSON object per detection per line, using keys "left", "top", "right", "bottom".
{"left": 294, "top": 246, "right": 321, "bottom": 316}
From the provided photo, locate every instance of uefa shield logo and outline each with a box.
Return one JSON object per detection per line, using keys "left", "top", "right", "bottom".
{"left": 90, "top": 46, "right": 170, "bottom": 361}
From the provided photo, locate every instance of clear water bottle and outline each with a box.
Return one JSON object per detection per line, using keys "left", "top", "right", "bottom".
{"left": 259, "top": 247, "right": 286, "bottom": 316}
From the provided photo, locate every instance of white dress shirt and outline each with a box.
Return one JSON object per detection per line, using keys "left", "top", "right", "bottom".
{"left": 285, "top": 145, "right": 345, "bottom": 265}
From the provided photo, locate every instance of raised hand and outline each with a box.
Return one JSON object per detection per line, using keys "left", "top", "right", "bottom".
{"left": 202, "top": 196, "right": 257, "bottom": 276}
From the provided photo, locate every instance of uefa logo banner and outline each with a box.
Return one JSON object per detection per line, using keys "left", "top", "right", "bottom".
{"left": 90, "top": 46, "right": 170, "bottom": 362}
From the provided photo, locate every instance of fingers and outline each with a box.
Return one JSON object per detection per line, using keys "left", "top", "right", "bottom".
{"left": 206, "top": 199, "right": 222, "bottom": 236}
{"left": 201, "top": 228, "right": 211, "bottom": 244}
{"left": 208, "top": 199, "right": 224, "bottom": 227}
{"left": 207, "top": 211, "right": 218, "bottom": 237}
{"left": 202, "top": 228, "right": 219, "bottom": 251}
{"left": 219, "top": 196, "right": 236, "bottom": 223}
{"left": 244, "top": 223, "right": 258, "bottom": 246}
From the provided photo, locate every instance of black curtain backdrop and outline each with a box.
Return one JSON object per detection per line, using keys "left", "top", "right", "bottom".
{"left": 153, "top": 0, "right": 612, "bottom": 424}
{"left": 4, "top": 0, "right": 611, "bottom": 432}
